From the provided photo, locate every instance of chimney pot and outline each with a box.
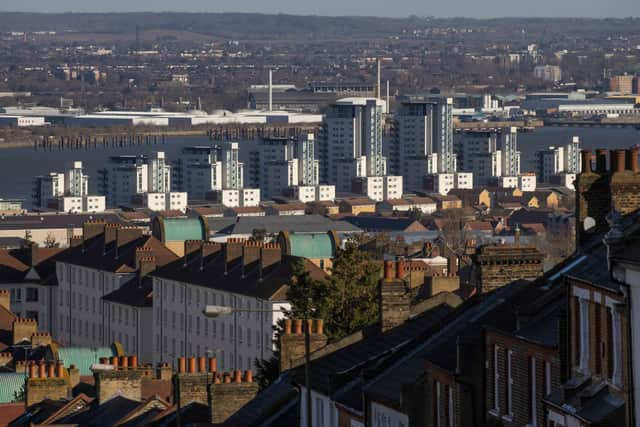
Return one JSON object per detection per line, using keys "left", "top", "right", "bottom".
{"left": 581, "top": 149, "right": 593, "bottom": 173}
{"left": 100, "top": 357, "right": 108, "bottom": 364}
{"left": 57, "top": 363, "right": 64, "bottom": 378}
{"left": 209, "top": 357, "right": 217, "bottom": 373}
{"left": 178, "top": 357, "right": 186, "bottom": 374}
{"left": 48, "top": 363, "right": 55, "bottom": 378}
{"left": 120, "top": 356, "right": 128, "bottom": 368}
{"left": 129, "top": 356, "right": 138, "bottom": 368}
{"left": 293, "top": 319, "right": 303, "bottom": 334}
{"left": 628, "top": 147, "right": 639, "bottom": 173}
{"left": 613, "top": 149, "right": 626, "bottom": 173}
{"left": 245, "top": 370, "right": 253, "bottom": 383}
{"left": 396, "top": 259, "right": 405, "bottom": 279}
{"left": 39, "top": 362, "right": 46, "bottom": 378}
{"left": 198, "top": 356, "right": 206, "bottom": 373}
{"left": 223, "top": 373, "right": 231, "bottom": 383}
{"left": 188, "top": 357, "right": 196, "bottom": 374}
{"left": 29, "top": 363, "right": 37, "bottom": 378}
{"left": 234, "top": 370, "right": 242, "bottom": 383}
{"left": 283, "top": 319, "right": 292, "bottom": 335}
{"left": 314, "top": 319, "right": 324, "bottom": 335}
{"left": 111, "top": 357, "right": 119, "bottom": 368}
{"left": 384, "top": 260, "right": 394, "bottom": 280}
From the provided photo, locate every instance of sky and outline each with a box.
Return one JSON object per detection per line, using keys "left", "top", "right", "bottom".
{"left": 0, "top": 0, "right": 638, "bottom": 19}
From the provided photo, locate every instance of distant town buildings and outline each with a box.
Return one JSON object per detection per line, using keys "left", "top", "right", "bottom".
{"left": 533, "top": 65, "right": 562, "bottom": 82}
{"left": 99, "top": 152, "right": 188, "bottom": 211}
{"left": 536, "top": 136, "right": 582, "bottom": 189}
{"left": 609, "top": 74, "right": 638, "bottom": 94}
{"left": 32, "top": 161, "right": 105, "bottom": 213}
{"left": 249, "top": 135, "right": 335, "bottom": 203}
{"left": 320, "top": 98, "right": 402, "bottom": 201}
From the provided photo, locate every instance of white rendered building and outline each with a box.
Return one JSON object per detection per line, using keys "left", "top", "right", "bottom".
{"left": 536, "top": 136, "right": 581, "bottom": 189}
{"left": 32, "top": 161, "right": 105, "bottom": 213}
{"left": 393, "top": 98, "right": 456, "bottom": 192}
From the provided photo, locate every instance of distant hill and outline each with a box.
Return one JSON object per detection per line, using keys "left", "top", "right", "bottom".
{"left": 0, "top": 12, "right": 638, "bottom": 41}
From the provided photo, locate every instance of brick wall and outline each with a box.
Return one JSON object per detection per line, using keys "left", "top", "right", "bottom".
{"left": 12, "top": 318, "right": 38, "bottom": 344}
{"left": 279, "top": 319, "right": 327, "bottom": 372}
{"left": 473, "top": 246, "right": 544, "bottom": 293}
{"left": 486, "top": 333, "right": 560, "bottom": 427}
{"left": 210, "top": 378, "right": 259, "bottom": 424}
{"left": 94, "top": 369, "right": 144, "bottom": 403}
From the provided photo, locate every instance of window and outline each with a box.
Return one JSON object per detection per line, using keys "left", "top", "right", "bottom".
{"left": 530, "top": 357, "right": 537, "bottom": 427}
{"left": 315, "top": 397, "right": 325, "bottom": 427}
{"left": 545, "top": 361, "right": 551, "bottom": 396}
{"left": 578, "top": 298, "right": 590, "bottom": 373}
{"left": 493, "top": 344, "right": 500, "bottom": 412}
{"left": 506, "top": 349, "right": 513, "bottom": 417}
{"left": 435, "top": 381, "right": 441, "bottom": 427}
{"left": 26, "top": 288, "right": 39, "bottom": 302}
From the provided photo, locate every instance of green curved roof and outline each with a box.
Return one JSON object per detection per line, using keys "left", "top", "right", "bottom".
{"left": 57, "top": 346, "right": 117, "bottom": 375}
{"left": 0, "top": 373, "right": 26, "bottom": 403}
{"left": 288, "top": 233, "right": 335, "bottom": 259}
{"left": 163, "top": 217, "right": 206, "bottom": 241}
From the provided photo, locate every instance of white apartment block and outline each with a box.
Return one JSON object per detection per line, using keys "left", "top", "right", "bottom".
{"left": 320, "top": 98, "right": 387, "bottom": 192}
{"left": 394, "top": 98, "right": 455, "bottom": 192}
{"left": 100, "top": 152, "right": 185, "bottom": 209}
{"left": 536, "top": 136, "right": 581, "bottom": 189}
{"left": 99, "top": 155, "right": 149, "bottom": 206}
{"left": 208, "top": 188, "right": 260, "bottom": 208}
{"left": 424, "top": 172, "right": 474, "bottom": 195}
{"left": 32, "top": 161, "right": 105, "bottom": 213}
{"left": 57, "top": 195, "right": 106, "bottom": 214}
{"left": 140, "top": 192, "right": 188, "bottom": 212}
{"left": 152, "top": 277, "right": 288, "bottom": 372}
{"left": 498, "top": 174, "right": 537, "bottom": 192}
{"left": 352, "top": 175, "right": 403, "bottom": 202}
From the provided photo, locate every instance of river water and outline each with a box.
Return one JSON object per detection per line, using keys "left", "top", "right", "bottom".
{"left": 0, "top": 126, "right": 638, "bottom": 203}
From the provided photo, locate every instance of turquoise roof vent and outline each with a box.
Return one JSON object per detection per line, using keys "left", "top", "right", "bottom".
{"left": 288, "top": 233, "right": 336, "bottom": 259}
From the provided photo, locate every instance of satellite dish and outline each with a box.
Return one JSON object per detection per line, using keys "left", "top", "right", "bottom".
{"left": 583, "top": 217, "right": 596, "bottom": 232}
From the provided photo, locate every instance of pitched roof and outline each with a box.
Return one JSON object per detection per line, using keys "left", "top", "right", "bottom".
{"left": 56, "top": 235, "right": 178, "bottom": 274}
{"left": 152, "top": 254, "right": 326, "bottom": 301}
{"left": 293, "top": 303, "right": 454, "bottom": 395}
{"left": 207, "top": 214, "right": 360, "bottom": 235}
{"left": 342, "top": 216, "right": 426, "bottom": 232}
{"left": 103, "top": 276, "right": 153, "bottom": 308}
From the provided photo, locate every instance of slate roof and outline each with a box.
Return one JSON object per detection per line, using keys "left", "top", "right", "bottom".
{"left": 0, "top": 213, "right": 125, "bottom": 231}
{"left": 341, "top": 216, "right": 426, "bottom": 232}
{"left": 152, "top": 253, "right": 326, "bottom": 301}
{"left": 103, "top": 276, "right": 153, "bottom": 308}
{"left": 223, "top": 373, "right": 298, "bottom": 427}
{"left": 293, "top": 303, "right": 454, "bottom": 396}
{"left": 55, "top": 235, "right": 178, "bottom": 274}
{"left": 207, "top": 214, "right": 360, "bottom": 235}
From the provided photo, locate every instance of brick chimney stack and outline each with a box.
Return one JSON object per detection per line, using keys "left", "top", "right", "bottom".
{"left": 26, "top": 361, "right": 68, "bottom": 406}
{"left": 12, "top": 318, "right": 38, "bottom": 344}
{"left": 92, "top": 356, "right": 144, "bottom": 404}
{"left": 175, "top": 356, "right": 218, "bottom": 405}
{"left": 0, "top": 289, "right": 9, "bottom": 312}
{"left": 209, "top": 370, "right": 259, "bottom": 424}
{"left": 260, "top": 243, "right": 281, "bottom": 280}
{"left": 242, "top": 241, "right": 262, "bottom": 278}
{"left": 279, "top": 318, "right": 327, "bottom": 372}
{"left": 103, "top": 223, "right": 120, "bottom": 254}
{"left": 31, "top": 332, "right": 52, "bottom": 347}
{"left": 379, "top": 261, "right": 410, "bottom": 333}
{"left": 225, "top": 238, "right": 244, "bottom": 275}
{"left": 83, "top": 219, "right": 106, "bottom": 242}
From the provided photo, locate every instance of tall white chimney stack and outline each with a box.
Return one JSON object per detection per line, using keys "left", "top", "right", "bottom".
{"left": 376, "top": 58, "right": 381, "bottom": 99}
{"left": 268, "top": 68, "right": 273, "bottom": 112}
